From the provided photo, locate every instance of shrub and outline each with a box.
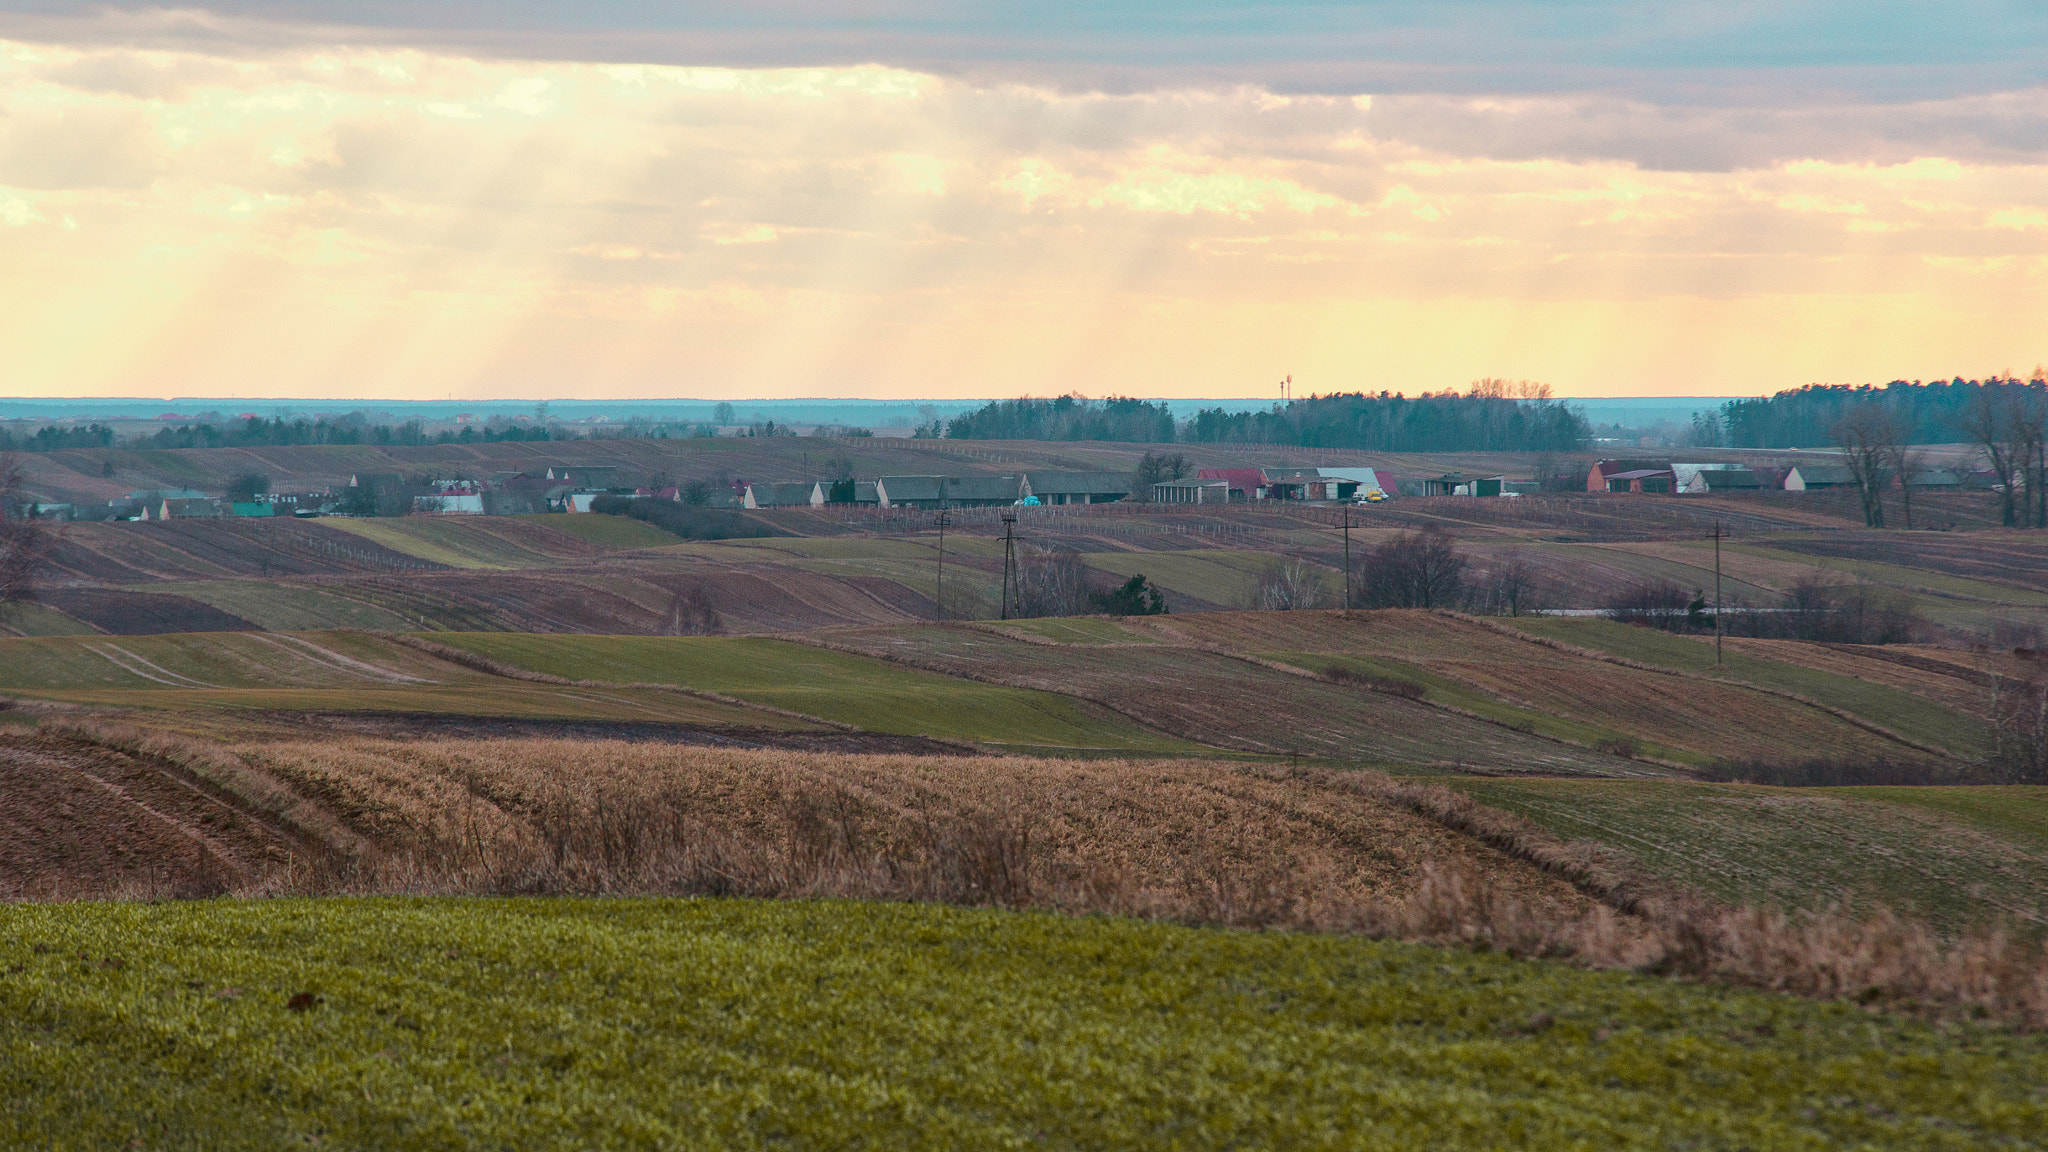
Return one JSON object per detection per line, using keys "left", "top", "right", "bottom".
{"left": 1251, "top": 559, "right": 1328, "bottom": 611}
{"left": 1322, "top": 666, "right": 1425, "bottom": 700}
{"left": 1014, "top": 547, "right": 1089, "bottom": 618}
{"left": 1090, "top": 575, "right": 1167, "bottom": 616}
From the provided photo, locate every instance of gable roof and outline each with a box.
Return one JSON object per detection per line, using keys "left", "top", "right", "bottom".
{"left": 1698, "top": 469, "right": 1763, "bottom": 490}
{"left": 1022, "top": 472, "right": 1133, "bottom": 496}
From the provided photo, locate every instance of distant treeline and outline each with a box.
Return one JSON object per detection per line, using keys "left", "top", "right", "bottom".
{"left": 946, "top": 387, "right": 1590, "bottom": 453}
{"left": 0, "top": 415, "right": 562, "bottom": 453}
{"left": 1715, "top": 376, "right": 2047, "bottom": 448}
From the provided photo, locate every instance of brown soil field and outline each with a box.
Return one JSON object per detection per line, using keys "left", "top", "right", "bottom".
{"left": 1761, "top": 532, "right": 2048, "bottom": 596}
{"left": 0, "top": 731, "right": 314, "bottom": 899}
{"left": 37, "top": 589, "right": 259, "bottom": 635}
{"left": 43, "top": 520, "right": 447, "bottom": 583}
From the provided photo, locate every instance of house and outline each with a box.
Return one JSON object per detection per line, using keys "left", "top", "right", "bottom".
{"left": 414, "top": 493, "right": 485, "bottom": 514}
{"left": 1783, "top": 465, "right": 1858, "bottom": 490}
{"left": 1152, "top": 478, "right": 1234, "bottom": 504}
{"left": 1695, "top": 469, "right": 1764, "bottom": 493}
{"left": 1019, "top": 472, "right": 1132, "bottom": 505}
{"left": 742, "top": 482, "right": 825, "bottom": 509}
{"left": 1585, "top": 460, "right": 1668, "bottom": 492}
{"left": 1423, "top": 473, "right": 1506, "bottom": 497}
{"left": 31, "top": 503, "right": 73, "bottom": 520}
{"left": 124, "top": 488, "right": 207, "bottom": 502}
{"left": 1905, "top": 468, "right": 1965, "bottom": 491}
{"left": 816, "top": 479, "right": 878, "bottom": 505}
{"left": 565, "top": 492, "right": 603, "bottom": 513}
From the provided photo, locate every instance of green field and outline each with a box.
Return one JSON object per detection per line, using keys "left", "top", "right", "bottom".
{"left": 425, "top": 633, "right": 1209, "bottom": 751}
{"left": 987, "top": 617, "right": 1158, "bottom": 644}
{"left": 1083, "top": 548, "right": 1297, "bottom": 607}
{"left": 5, "top": 898, "right": 2043, "bottom": 1151}
{"left": 1509, "top": 617, "right": 1994, "bottom": 757}
{"left": 1439, "top": 778, "right": 2048, "bottom": 935}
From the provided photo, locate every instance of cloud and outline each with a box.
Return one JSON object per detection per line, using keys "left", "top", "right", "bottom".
{"left": 0, "top": 36, "right": 2041, "bottom": 398}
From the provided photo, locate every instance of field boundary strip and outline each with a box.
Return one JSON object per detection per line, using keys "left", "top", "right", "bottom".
{"left": 1453, "top": 613, "right": 1959, "bottom": 760}
{"left": 247, "top": 633, "right": 441, "bottom": 685}
{"left": 80, "top": 642, "right": 224, "bottom": 689}
{"left": 371, "top": 631, "right": 867, "bottom": 734}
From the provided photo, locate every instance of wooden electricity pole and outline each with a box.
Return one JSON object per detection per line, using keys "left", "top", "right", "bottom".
{"left": 1713, "top": 519, "right": 1724, "bottom": 665}
{"left": 1341, "top": 510, "right": 1356, "bottom": 610}
{"left": 934, "top": 509, "right": 951, "bottom": 621}
{"left": 1000, "top": 510, "right": 1018, "bottom": 620}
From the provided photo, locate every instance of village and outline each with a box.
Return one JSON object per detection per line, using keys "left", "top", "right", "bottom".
{"left": 27, "top": 453, "right": 2004, "bottom": 523}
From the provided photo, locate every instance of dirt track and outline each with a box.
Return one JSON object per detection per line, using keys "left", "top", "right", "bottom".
{"left": 0, "top": 733, "right": 303, "bottom": 899}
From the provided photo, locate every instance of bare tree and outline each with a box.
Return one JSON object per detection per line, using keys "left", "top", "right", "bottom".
{"left": 1884, "top": 440, "right": 1926, "bottom": 530}
{"left": 1470, "top": 557, "right": 1550, "bottom": 617}
{"left": 1015, "top": 546, "right": 1089, "bottom": 618}
{"left": 664, "top": 584, "right": 722, "bottom": 635}
{"left": 0, "top": 456, "right": 53, "bottom": 614}
{"left": 1832, "top": 404, "right": 1897, "bottom": 528}
{"left": 1250, "top": 559, "right": 1328, "bottom": 611}
{"left": 1961, "top": 386, "right": 2027, "bottom": 527}
{"left": 1351, "top": 528, "right": 1468, "bottom": 609}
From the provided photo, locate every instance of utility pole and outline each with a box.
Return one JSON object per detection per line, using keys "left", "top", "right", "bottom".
{"left": 1000, "top": 510, "right": 1018, "bottom": 620}
{"left": 1713, "top": 519, "right": 1724, "bottom": 665}
{"left": 1340, "top": 509, "right": 1356, "bottom": 610}
{"left": 933, "top": 509, "right": 951, "bottom": 621}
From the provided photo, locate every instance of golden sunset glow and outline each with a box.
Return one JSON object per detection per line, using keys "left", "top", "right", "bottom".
{"left": 1, "top": 38, "right": 2042, "bottom": 399}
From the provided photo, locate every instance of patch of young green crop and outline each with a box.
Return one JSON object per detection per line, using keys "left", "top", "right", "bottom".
{"left": 423, "top": 633, "right": 1204, "bottom": 750}
{"left": 0, "top": 632, "right": 479, "bottom": 693}
{"left": 320, "top": 519, "right": 498, "bottom": 569}
{"left": 5, "top": 898, "right": 2046, "bottom": 1151}
{"left": 1820, "top": 786, "right": 2048, "bottom": 853}
{"left": 1438, "top": 778, "right": 2048, "bottom": 936}
{"left": 988, "top": 618, "right": 1156, "bottom": 644}
{"left": 1509, "top": 618, "right": 1993, "bottom": 757}
{"left": 1270, "top": 651, "right": 1700, "bottom": 766}
{"left": 0, "top": 601, "right": 99, "bottom": 637}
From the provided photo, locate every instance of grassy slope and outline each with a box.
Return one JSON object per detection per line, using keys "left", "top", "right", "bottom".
{"left": 1818, "top": 786, "right": 2048, "bottom": 853}
{"left": 153, "top": 581, "right": 420, "bottom": 632}
{"left": 1082, "top": 548, "right": 1296, "bottom": 607}
{"left": 5, "top": 898, "right": 2043, "bottom": 1151}
{"left": 1440, "top": 778, "right": 2048, "bottom": 935}
{"left": 1509, "top": 617, "right": 1993, "bottom": 757}
{"left": 27, "top": 684, "right": 796, "bottom": 725}
{"left": 319, "top": 519, "right": 499, "bottom": 569}
{"left": 0, "top": 602, "right": 100, "bottom": 637}
{"left": 426, "top": 633, "right": 1207, "bottom": 751}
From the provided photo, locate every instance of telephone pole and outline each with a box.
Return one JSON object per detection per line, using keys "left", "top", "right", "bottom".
{"left": 999, "top": 510, "right": 1019, "bottom": 620}
{"left": 1340, "top": 509, "right": 1356, "bottom": 610}
{"left": 1713, "top": 519, "right": 1724, "bottom": 665}
{"left": 933, "top": 509, "right": 951, "bottom": 621}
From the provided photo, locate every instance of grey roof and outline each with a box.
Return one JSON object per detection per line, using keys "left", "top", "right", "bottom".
{"left": 878, "top": 475, "right": 1022, "bottom": 503}
{"left": 1699, "top": 469, "right": 1763, "bottom": 489}
{"left": 877, "top": 475, "right": 945, "bottom": 502}
{"left": 1790, "top": 464, "right": 1858, "bottom": 485}
{"left": 1024, "top": 471, "right": 1133, "bottom": 495}
{"left": 749, "top": 482, "right": 818, "bottom": 506}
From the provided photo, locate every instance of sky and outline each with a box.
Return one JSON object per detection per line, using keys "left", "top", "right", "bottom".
{"left": 0, "top": 2, "right": 2042, "bottom": 401}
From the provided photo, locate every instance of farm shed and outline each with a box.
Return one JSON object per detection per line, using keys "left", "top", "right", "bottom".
{"left": 1152, "top": 479, "right": 1233, "bottom": 504}
{"left": 1585, "top": 460, "right": 1668, "bottom": 493}
{"left": 1672, "top": 463, "right": 1739, "bottom": 493}
{"left": 1317, "top": 468, "right": 1395, "bottom": 498}
{"left": 1695, "top": 469, "right": 1764, "bottom": 492}
{"left": 1783, "top": 465, "right": 1858, "bottom": 490}
{"left": 742, "top": 482, "right": 824, "bottom": 509}
{"left": 1195, "top": 468, "right": 1265, "bottom": 500}
{"left": 1423, "top": 473, "right": 1506, "bottom": 497}
{"left": 159, "top": 498, "right": 223, "bottom": 519}
{"left": 1020, "top": 472, "right": 1133, "bottom": 505}
{"left": 875, "top": 475, "right": 1022, "bottom": 509}
{"left": 1602, "top": 469, "right": 1674, "bottom": 494}
{"left": 546, "top": 466, "right": 620, "bottom": 488}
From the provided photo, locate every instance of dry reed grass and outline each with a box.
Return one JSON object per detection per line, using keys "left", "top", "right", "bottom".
{"left": 20, "top": 725, "right": 2048, "bottom": 1028}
